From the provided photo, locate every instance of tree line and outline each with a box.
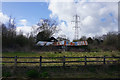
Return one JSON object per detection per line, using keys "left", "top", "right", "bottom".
{"left": 73, "top": 32, "right": 120, "bottom": 51}
{"left": 1, "top": 17, "right": 58, "bottom": 52}
{"left": 1, "top": 17, "right": 120, "bottom": 52}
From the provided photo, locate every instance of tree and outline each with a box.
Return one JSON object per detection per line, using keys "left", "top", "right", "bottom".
{"left": 1, "top": 23, "right": 8, "bottom": 48}
{"left": 87, "top": 37, "right": 93, "bottom": 44}
{"left": 94, "top": 38, "right": 100, "bottom": 45}
{"left": 37, "top": 30, "right": 51, "bottom": 41}
{"left": 7, "top": 17, "right": 16, "bottom": 37}
{"left": 15, "top": 34, "right": 29, "bottom": 47}
{"left": 2, "top": 17, "right": 36, "bottom": 51}
{"left": 103, "top": 32, "right": 118, "bottom": 48}
{"left": 36, "top": 19, "right": 58, "bottom": 42}
{"left": 79, "top": 36, "right": 87, "bottom": 41}
{"left": 57, "top": 34, "right": 69, "bottom": 41}
{"left": 118, "top": 33, "right": 120, "bottom": 50}
{"left": 2, "top": 17, "right": 17, "bottom": 48}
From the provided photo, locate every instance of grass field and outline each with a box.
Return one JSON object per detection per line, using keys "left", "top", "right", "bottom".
{"left": 2, "top": 51, "right": 120, "bottom": 79}
{"left": 2, "top": 64, "right": 120, "bottom": 78}
{"left": 2, "top": 51, "right": 120, "bottom": 57}
{"left": 2, "top": 51, "right": 120, "bottom": 66}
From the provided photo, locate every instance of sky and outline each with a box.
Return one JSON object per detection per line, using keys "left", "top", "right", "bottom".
{"left": 0, "top": 0, "right": 119, "bottom": 41}
{"left": 2, "top": 2, "right": 51, "bottom": 26}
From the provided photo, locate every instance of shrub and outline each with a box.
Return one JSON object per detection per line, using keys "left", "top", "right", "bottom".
{"left": 26, "top": 70, "right": 39, "bottom": 78}
{"left": 39, "top": 71, "right": 49, "bottom": 78}
{"left": 41, "top": 72, "right": 49, "bottom": 77}
{"left": 2, "top": 72, "right": 11, "bottom": 77}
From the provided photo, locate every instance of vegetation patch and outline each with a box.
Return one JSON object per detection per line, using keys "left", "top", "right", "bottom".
{"left": 2, "top": 71, "right": 12, "bottom": 77}
{"left": 26, "top": 69, "right": 39, "bottom": 78}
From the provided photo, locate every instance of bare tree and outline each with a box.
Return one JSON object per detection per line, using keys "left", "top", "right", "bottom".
{"left": 36, "top": 19, "right": 59, "bottom": 41}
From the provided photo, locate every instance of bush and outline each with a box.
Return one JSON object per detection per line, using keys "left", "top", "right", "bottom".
{"left": 41, "top": 72, "right": 49, "bottom": 77}
{"left": 2, "top": 72, "right": 11, "bottom": 77}
{"left": 26, "top": 70, "right": 39, "bottom": 78}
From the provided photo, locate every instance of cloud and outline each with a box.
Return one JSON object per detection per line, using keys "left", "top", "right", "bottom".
{"left": 16, "top": 24, "right": 39, "bottom": 36}
{"left": 16, "top": 26, "right": 32, "bottom": 35}
{"left": 0, "top": 13, "right": 33, "bottom": 36}
{"left": 19, "top": 19, "right": 28, "bottom": 26}
{"left": 2, "top": 0, "right": 49, "bottom": 2}
{"left": 16, "top": 19, "right": 39, "bottom": 36}
{"left": 1, "top": 0, "right": 120, "bottom": 2}
{"left": 88, "top": 0, "right": 120, "bottom": 2}
{"left": 48, "top": 0, "right": 118, "bottom": 41}
{"left": 17, "top": 19, "right": 31, "bottom": 36}
{"left": 0, "top": 12, "right": 9, "bottom": 24}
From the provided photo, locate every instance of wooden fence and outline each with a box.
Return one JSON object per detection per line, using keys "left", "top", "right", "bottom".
{"left": 1, "top": 56, "right": 120, "bottom": 69}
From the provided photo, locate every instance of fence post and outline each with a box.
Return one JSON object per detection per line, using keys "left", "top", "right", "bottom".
{"left": 63, "top": 56, "right": 65, "bottom": 68}
{"left": 85, "top": 56, "right": 87, "bottom": 66}
{"left": 14, "top": 56, "right": 17, "bottom": 67}
{"left": 39, "top": 56, "right": 42, "bottom": 72}
{"left": 14, "top": 56, "right": 17, "bottom": 73}
{"left": 103, "top": 56, "right": 106, "bottom": 64}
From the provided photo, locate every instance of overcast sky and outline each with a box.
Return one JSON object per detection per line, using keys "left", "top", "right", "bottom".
{"left": 0, "top": 0, "right": 119, "bottom": 41}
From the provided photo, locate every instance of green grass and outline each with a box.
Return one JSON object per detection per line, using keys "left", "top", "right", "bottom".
{"left": 2, "top": 65, "right": 120, "bottom": 78}
{"left": 46, "top": 65, "right": 120, "bottom": 78}
{"left": 2, "top": 51, "right": 120, "bottom": 66}
{"left": 2, "top": 51, "right": 120, "bottom": 78}
{"left": 2, "top": 51, "right": 120, "bottom": 57}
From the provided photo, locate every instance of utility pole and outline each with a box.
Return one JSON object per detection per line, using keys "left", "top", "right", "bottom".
{"left": 72, "top": 14, "right": 80, "bottom": 40}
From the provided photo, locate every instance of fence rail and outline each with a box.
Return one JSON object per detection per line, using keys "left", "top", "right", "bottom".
{"left": 1, "top": 56, "right": 120, "bottom": 69}
{"left": 1, "top": 56, "right": 120, "bottom": 58}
